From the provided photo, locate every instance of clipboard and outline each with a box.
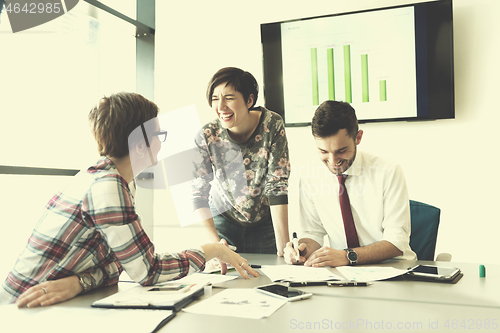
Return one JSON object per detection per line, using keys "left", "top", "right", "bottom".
{"left": 91, "top": 282, "right": 207, "bottom": 312}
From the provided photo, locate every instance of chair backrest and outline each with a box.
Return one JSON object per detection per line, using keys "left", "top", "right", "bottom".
{"left": 409, "top": 200, "right": 441, "bottom": 261}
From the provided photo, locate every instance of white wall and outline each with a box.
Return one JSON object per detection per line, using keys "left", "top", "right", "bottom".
{"left": 154, "top": 0, "right": 500, "bottom": 264}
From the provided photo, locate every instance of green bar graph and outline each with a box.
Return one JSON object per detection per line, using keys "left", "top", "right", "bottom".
{"left": 311, "top": 48, "right": 319, "bottom": 105}
{"left": 308, "top": 45, "right": 388, "bottom": 105}
{"left": 380, "top": 80, "right": 387, "bottom": 101}
{"left": 361, "top": 54, "right": 369, "bottom": 102}
{"left": 344, "top": 45, "right": 352, "bottom": 103}
{"left": 327, "top": 48, "right": 335, "bottom": 100}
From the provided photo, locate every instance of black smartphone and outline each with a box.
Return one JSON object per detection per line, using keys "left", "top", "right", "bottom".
{"left": 255, "top": 283, "right": 312, "bottom": 302}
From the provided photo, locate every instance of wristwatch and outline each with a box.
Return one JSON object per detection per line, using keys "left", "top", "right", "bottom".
{"left": 77, "top": 273, "right": 92, "bottom": 293}
{"left": 345, "top": 248, "right": 358, "bottom": 266}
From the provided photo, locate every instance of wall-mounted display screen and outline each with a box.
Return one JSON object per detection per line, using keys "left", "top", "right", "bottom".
{"left": 261, "top": 0, "right": 454, "bottom": 126}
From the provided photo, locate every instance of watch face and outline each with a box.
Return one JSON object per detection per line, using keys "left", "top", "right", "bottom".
{"left": 80, "top": 274, "right": 92, "bottom": 291}
{"left": 347, "top": 251, "right": 358, "bottom": 261}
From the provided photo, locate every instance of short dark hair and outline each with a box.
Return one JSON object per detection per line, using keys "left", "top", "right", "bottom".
{"left": 206, "top": 67, "right": 259, "bottom": 109}
{"left": 311, "top": 101, "right": 358, "bottom": 139}
{"left": 88, "top": 92, "right": 159, "bottom": 158}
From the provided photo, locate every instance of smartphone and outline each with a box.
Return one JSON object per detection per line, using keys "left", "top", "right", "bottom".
{"left": 407, "top": 265, "right": 460, "bottom": 281}
{"left": 255, "top": 283, "right": 312, "bottom": 302}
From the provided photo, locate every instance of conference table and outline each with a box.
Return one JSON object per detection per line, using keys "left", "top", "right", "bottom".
{"left": 2, "top": 255, "right": 499, "bottom": 333}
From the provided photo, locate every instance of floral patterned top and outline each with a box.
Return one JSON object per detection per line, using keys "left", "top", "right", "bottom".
{"left": 192, "top": 107, "right": 290, "bottom": 226}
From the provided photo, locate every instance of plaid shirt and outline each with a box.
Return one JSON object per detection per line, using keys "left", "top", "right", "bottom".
{"left": 0, "top": 157, "right": 205, "bottom": 303}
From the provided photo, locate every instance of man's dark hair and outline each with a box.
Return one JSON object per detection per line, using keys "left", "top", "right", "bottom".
{"left": 311, "top": 100, "right": 359, "bottom": 139}
{"left": 206, "top": 67, "right": 259, "bottom": 109}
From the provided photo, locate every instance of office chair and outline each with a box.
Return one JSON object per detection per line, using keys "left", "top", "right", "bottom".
{"left": 409, "top": 200, "right": 451, "bottom": 261}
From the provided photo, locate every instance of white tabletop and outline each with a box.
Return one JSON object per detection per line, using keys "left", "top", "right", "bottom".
{"left": 2, "top": 255, "right": 499, "bottom": 333}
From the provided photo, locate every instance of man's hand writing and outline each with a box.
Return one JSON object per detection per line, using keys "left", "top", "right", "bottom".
{"left": 283, "top": 241, "right": 307, "bottom": 265}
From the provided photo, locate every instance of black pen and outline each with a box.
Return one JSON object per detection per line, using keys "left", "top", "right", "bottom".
{"left": 207, "top": 265, "right": 261, "bottom": 273}
{"left": 289, "top": 281, "right": 330, "bottom": 287}
{"left": 292, "top": 232, "right": 300, "bottom": 263}
{"left": 327, "top": 281, "right": 372, "bottom": 287}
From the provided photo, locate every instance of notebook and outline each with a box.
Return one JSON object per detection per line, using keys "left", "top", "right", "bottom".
{"left": 92, "top": 282, "right": 207, "bottom": 312}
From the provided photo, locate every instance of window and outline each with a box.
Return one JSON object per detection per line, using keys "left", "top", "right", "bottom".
{"left": 0, "top": 0, "right": 154, "bottom": 281}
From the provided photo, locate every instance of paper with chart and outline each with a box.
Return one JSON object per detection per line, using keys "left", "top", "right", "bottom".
{"left": 336, "top": 266, "right": 409, "bottom": 282}
{"left": 260, "top": 265, "right": 344, "bottom": 282}
{"left": 183, "top": 288, "right": 287, "bottom": 319}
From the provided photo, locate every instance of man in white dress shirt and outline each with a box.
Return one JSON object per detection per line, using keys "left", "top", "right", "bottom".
{"left": 285, "top": 101, "right": 416, "bottom": 267}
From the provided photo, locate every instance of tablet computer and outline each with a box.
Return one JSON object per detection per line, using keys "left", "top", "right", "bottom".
{"left": 407, "top": 265, "right": 460, "bottom": 281}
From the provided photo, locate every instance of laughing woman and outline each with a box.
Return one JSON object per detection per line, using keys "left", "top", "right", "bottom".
{"left": 192, "top": 67, "right": 291, "bottom": 257}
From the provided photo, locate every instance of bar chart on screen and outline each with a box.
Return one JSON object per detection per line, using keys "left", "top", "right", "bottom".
{"left": 281, "top": 6, "right": 418, "bottom": 123}
{"left": 310, "top": 44, "right": 389, "bottom": 105}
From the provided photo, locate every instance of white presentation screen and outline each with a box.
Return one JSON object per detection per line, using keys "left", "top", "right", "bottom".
{"left": 261, "top": 0, "right": 455, "bottom": 125}
{"left": 281, "top": 7, "right": 417, "bottom": 124}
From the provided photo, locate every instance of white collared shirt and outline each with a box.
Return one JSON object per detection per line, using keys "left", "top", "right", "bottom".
{"left": 299, "top": 150, "right": 416, "bottom": 259}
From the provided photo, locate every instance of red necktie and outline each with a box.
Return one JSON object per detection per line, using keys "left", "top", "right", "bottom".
{"left": 337, "top": 174, "right": 360, "bottom": 248}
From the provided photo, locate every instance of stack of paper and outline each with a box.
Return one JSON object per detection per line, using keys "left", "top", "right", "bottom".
{"left": 336, "top": 266, "right": 409, "bottom": 282}
{"left": 260, "top": 265, "right": 344, "bottom": 282}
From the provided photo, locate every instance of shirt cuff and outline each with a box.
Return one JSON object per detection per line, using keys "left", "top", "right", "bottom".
{"left": 268, "top": 194, "right": 288, "bottom": 205}
{"left": 186, "top": 248, "right": 206, "bottom": 274}
{"left": 299, "top": 231, "right": 325, "bottom": 247}
{"left": 382, "top": 229, "right": 416, "bottom": 260}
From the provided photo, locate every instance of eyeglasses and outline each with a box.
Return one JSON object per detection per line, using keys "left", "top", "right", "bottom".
{"left": 152, "top": 130, "right": 168, "bottom": 142}
{"left": 140, "top": 125, "right": 168, "bottom": 148}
